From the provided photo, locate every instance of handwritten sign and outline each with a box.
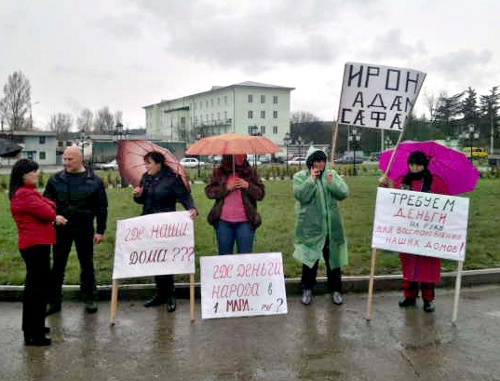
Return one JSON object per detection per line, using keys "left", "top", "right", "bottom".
{"left": 372, "top": 188, "right": 469, "bottom": 261}
{"left": 339, "top": 62, "right": 426, "bottom": 130}
{"left": 112, "top": 211, "right": 195, "bottom": 279}
{"left": 200, "top": 253, "right": 288, "bottom": 319}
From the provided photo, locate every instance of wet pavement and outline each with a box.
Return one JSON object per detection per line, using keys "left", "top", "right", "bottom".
{"left": 1, "top": 285, "right": 500, "bottom": 381}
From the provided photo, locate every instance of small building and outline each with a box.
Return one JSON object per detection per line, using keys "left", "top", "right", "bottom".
{"left": 0, "top": 130, "right": 57, "bottom": 165}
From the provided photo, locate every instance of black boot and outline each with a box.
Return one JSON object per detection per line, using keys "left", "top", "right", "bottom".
{"left": 398, "top": 297, "right": 416, "bottom": 307}
{"left": 423, "top": 300, "right": 435, "bottom": 313}
{"left": 24, "top": 334, "right": 51, "bottom": 346}
{"left": 166, "top": 295, "right": 176, "bottom": 312}
{"left": 144, "top": 295, "right": 166, "bottom": 308}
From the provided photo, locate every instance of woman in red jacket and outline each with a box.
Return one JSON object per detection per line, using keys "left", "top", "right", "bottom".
{"left": 380, "top": 151, "right": 449, "bottom": 313}
{"left": 9, "top": 159, "right": 67, "bottom": 346}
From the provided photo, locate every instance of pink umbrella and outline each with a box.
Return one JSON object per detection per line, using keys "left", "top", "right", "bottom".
{"left": 117, "top": 140, "right": 190, "bottom": 191}
{"left": 379, "top": 140, "right": 480, "bottom": 195}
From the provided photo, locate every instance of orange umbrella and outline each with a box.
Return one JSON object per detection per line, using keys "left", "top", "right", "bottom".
{"left": 186, "top": 133, "right": 281, "bottom": 155}
{"left": 117, "top": 140, "right": 190, "bottom": 191}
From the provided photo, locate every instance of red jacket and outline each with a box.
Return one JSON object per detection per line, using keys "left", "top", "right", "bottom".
{"left": 395, "top": 175, "right": 449, "bottom": 283}
{"left": 10, "top": 185, "right": 56, "bottom": 249}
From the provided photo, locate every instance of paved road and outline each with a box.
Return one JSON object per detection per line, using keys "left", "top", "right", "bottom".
{"left": 1, "top": 285, "right": 499, "bottom": 381}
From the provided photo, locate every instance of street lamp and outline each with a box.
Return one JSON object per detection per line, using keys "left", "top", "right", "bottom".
{"left": 348, "top": 128, "right": 361, "bottom": 176}
{"left": 283, "top": 132, "right": 291, "bottom": 170}
{"left": 461, "top": 124, "right": 480, "bottom": 161}
{"left": 78, "top": 129, "right": 89, "bottom": 163}
{"left": 113, "top": 122, "right": 129, "bottom": 187}
{"left": 296, "top": 136, "right": 304, "bottom": 167}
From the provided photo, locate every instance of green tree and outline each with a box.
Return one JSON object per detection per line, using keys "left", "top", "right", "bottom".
{"left": 480, "top": 86, "right": 500, "bottom": 154}
{"left": 0, "top": 71, "right": 31, "bottom": 131}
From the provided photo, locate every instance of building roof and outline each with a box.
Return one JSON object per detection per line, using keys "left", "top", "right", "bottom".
{"left": 143, "top": 81, "right": 295, "bottom": 109}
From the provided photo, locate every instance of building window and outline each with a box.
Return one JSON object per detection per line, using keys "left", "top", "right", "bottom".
{"left": 224, "top": 95, "right": 228, "bottom": 105}
{"left": 211, "top": 99, "right": 214, "bottom": 107}
{"left": 200, "top": 101, "right": 202, "bottom": 109}
{"left": 206, "top": 100, "right": 208, "bottom": 107}
{"left": 273, "top": 95, "right": 278, "bottom": 104}
{"left": 66, "top": 142, "right": 72, "bottom": 146}
{"left": 217, "top": 97, "right": 220, "bottom": 106}
{"left": 261, "top": 95, "right": 266, "bottom": 103}
{"left": 39, "top": 151, "right": 46, "bottom": 160}
{"left": 224, "top": 111, "right": 227, "bottom": 119}
{"left": 260, "top": 110, "right": 266, "bottom": 119}
{"left": 217, "top": 112, "right": 220, "bottom": 120}
{"left": 248, "top": 110, "right": 253, "bottom": 119}
{"left": 39, "top": 136, "right": 46, "bottom": 144}
{"left": 273, "top": 110, "right": 278, "bottom": 119}
{"left": 273, "top": 126, "right": 278, "bottom": 134}
{"left": 248, "top": 94, "right": 253, "bottom": 103}
{"left": 261, "top": 126, "right": 266, "bottom": 134}
{"left": 58, "top": 141, "right": 64, "bottom": 147}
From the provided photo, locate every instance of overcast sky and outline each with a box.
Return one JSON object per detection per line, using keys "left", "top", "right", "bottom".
{"left": 2, "top": 0, "right": 499, "bottom": 130}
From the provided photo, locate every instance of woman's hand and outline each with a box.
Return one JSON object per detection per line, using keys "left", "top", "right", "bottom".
{"left": 189, "top": 208, "right": 198, "bottom": 220}
{"left": 55, "top": 215, "right": 68, "bottom": 226}
{"left": 133, "top": 187, "right": 143, "bottom": 197}
{"left": 378, "top": 175, "right": 394, "bottom": 188}
{"left": 235, "top": 178, "right": 249, "bottom": 189}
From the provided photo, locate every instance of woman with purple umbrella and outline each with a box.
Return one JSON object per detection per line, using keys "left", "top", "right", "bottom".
{"left": 380, "top": 150, "right": 450, "bottom": 313}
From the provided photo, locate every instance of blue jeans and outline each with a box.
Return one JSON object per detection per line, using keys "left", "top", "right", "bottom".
{"left": 216, "top": 220, "right": 255, "bottom": 255}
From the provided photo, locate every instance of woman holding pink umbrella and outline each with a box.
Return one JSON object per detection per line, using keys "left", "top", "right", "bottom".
{"left": 380, "top": 150, "right": 450, "bottom": 313}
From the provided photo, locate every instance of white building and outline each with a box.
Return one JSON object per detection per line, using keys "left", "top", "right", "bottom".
{"left": 0, "top": 130, "right": 57, "bottom": 166}
{"left": 143, "top": 81, "right": 294, "bottom": 145}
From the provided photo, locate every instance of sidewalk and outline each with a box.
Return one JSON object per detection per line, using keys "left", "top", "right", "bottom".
{"left": 1, "top": 268, "right": 500, "bottom": 301}
{"left": 1, "top": 285, "right": 499, "bottom": 381}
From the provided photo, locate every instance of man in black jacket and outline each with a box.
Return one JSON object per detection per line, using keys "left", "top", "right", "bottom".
{"left": 44, "top": 146, "right": 108, "bottom": 314}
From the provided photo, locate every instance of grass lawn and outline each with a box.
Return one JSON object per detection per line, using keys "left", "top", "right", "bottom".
{"left": 0, "top": 173, "right": 498, "bottom": 285}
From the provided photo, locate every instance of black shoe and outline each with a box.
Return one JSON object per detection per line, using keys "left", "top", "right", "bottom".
{"left": 25, "top": 336, "right": 51, "bottom": 346}
{"left": 398, "top": 297, "right": 416, "bottom": 307}
{"left": 331, "top": 292, "right": 344, "bottom": 305}
{"left": 166, "top": 296, "right": 176, "bottom": 313}
{"left": 84, "top": 300, "right": 98, "bottom": 314}
{"left": 144, "top": 295, "right": 166, "bottom": 308}
{"left": 301, "top": 289, "right": 313, "bottom": 305}
{"left": 423, "top": 300, "right": 435, "bottom": 313}
{"left": 46, "top": 303, "right": 61, "bottom": 316}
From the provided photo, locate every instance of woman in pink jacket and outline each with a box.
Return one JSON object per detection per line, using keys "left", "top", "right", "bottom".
{"left": 381, "top": 151, "right": 449, "bottom": 313}
{"left": 10, "top": 159, "right": 67, "bottom": 346}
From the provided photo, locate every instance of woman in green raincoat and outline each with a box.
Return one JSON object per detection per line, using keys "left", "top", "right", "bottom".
{"left": 293, "top": 147, "right": 349, "bottom": 306}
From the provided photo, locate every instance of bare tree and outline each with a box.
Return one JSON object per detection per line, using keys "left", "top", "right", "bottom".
{"left": 48, "top": 113, "right": 73, "bottom": 140}
{"left": 93, "top": 106, "right": 114, "bottom": 133}
{"left": 290, "top": 111, "right": 320, "bottom": 124}
{"left": 76, "top": 109, "right": 93, "bottom": 133}
{"left": 0, "top": 71, "right": 31, "bottom": 131}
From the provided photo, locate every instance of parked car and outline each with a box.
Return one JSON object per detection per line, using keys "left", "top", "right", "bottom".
{"left": 179, "top": 157, "right": 205, "bottom": 168}
{"left": 259, "top": 155, "right": 271, "bottom": 164}
{"left": 334, "top": 156, "right": 364, "bottom": 164}
{"left": 285, "top": 156, "right": 307, "bottom": 166}
{"left": 96, "top": 159, "right": 119, "bottom": 171}
{"left": 462, "top": 146, "right": 488, "bottom": 159}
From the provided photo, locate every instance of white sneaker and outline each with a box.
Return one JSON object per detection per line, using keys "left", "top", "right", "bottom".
{"left": 301, "top": 289, "right": 313, "bottom": 305}
{"left": 331, "top": 292, "right": 344, "bottom": 305}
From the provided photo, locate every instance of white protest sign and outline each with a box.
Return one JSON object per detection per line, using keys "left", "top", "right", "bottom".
{"left": 112, "top": 211, "right": 195, "bottom": 279}
{"left": 372, "top": 187, "right": 469, "bottom": 261}
{"left": 338, "top": 62, "right": 426, "bottom": 130}
{"left": 200, "top": 253, "right": 288, "bottom": 319}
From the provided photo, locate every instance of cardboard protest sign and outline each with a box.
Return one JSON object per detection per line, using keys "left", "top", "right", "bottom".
{"left": 200, "top": 253, "right": 288, "bottom": 319}
{"left": 372, "top": 187, "right": 469, "bottom": 261}
{"left": 338, "top": 62, "right": 426, "bottom": 130}
{"left": 112, "top": 211, "right": 195, "bottom": 279}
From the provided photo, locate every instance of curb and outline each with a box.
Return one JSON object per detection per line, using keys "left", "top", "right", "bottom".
{"left": 1, "top": 268, "right": 500, "bottom": 302}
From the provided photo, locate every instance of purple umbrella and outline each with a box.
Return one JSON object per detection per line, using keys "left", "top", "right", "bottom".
{"left": 379, "top": 140, "right": 480, "bottom": 195}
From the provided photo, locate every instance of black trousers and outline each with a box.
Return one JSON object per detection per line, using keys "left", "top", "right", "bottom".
{"left": 21, "top": 245, "right": 50, "bottom": 337}
{"left": 155, "top": 275, "right": 175, "bottom": 297}
{"left": 49, "top": 227, "right": 96, "bottom": 302}
{"left": 301, "top": 238, "right": 342, "bottom": 293}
